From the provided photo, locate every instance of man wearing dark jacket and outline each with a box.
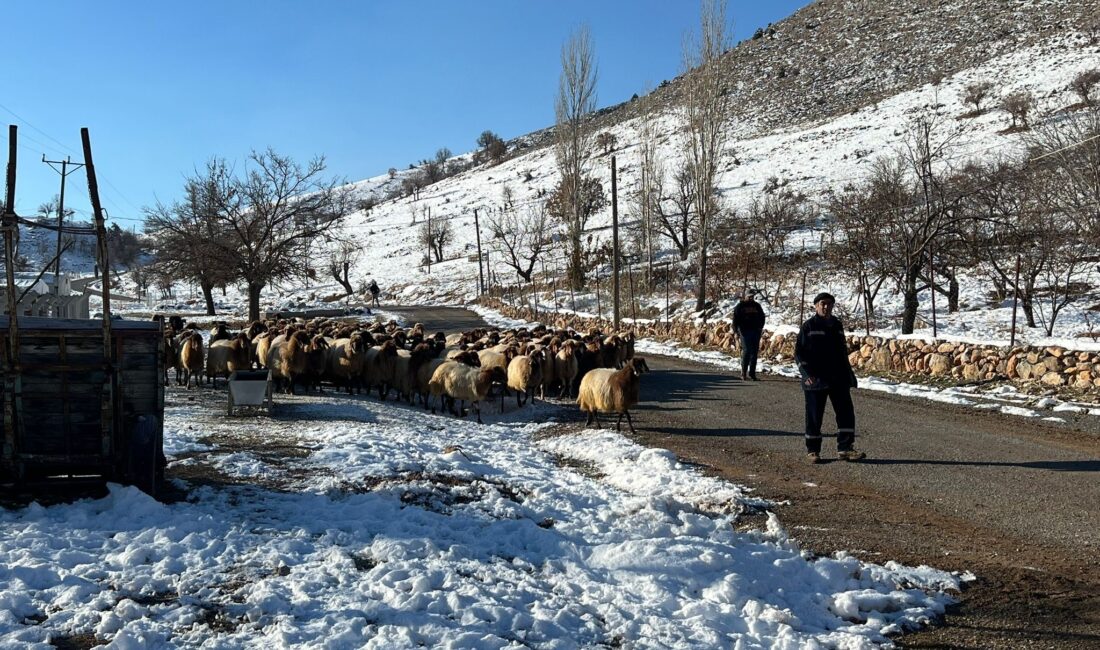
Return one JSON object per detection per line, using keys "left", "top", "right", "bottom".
{"left": 794, "top": 292, "right": 865, "bottom": 463}
{"left": 732, "top": 291, "right": 766, "bottom": 380}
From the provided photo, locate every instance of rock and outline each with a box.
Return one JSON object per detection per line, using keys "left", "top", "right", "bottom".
{"left": 1016, "top": 360, "right": 1033, "bottom": 380}
{"left": 928, "top": 353, "right": 951, "bottom": 376}
{"left": 1046, "top": 347, "right": 1063, "bottom": 358}
{"left": 937, "top": 342, "right": 955, "bottom": 354}
{"left": 860, "top": 344, "right": 874, "bottom": 359}
{"left": 1006, "top": 355, "right": 1019, "bottom": 377}
{"left": 848, "top": 351, "right": 861, "bottom": 366}
{"left": 1040, "top": 371, "right": 1065, "bottom": 387}
{"left": 962, "top": 363, "right": 981, "bottom": 380}
{"left": 1027, "top": 352, "right": 1040, "bottom": 364}
{"left": 1078, "top": 352, "right": 1091, "bottom": 362}
{"left": 871, "top": 347, "right": 892, "bottom": 371}
{"left": 1043, "top": 356, "right": 1063, "bottom": 373}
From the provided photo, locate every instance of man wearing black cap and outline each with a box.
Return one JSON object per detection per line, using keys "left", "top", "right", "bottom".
{"left": 795, "top": 292, "right": 864, "bottom": 463}
{"left": 732, "top": 289, "right": 766, "bottom": 380}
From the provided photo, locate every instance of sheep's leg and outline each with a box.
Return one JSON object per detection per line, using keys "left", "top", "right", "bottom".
{"left": 475, "top": 401, "right": 483, "bottom": 425}
{"left": 624, "top": 410, "right": 636, "bottom": 434}
{"left": 516, "top": 390, "right": 523, "bottom": 408}
{"left": 378, "top": 383, "right": 387, "bottom": 401}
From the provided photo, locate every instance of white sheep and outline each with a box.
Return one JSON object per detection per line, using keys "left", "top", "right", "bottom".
{"left": 428, "top": 361, "right": 507, "bottom": 424}
{"left": 577, "top": 357, "right": 650, "bottom": 433}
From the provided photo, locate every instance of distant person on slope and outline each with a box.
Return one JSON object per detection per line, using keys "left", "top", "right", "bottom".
{"left": 369, "top": 279, "right": 381, "bottom": 307}
{"left": 795, "top": 292, "right": 864, "bottom": 464}
{"left": 732, "top": 290, "right": 766, "bottom": 381}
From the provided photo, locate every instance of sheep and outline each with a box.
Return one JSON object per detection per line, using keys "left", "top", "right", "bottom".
{"left": 302, "top": 334, "right": 331, "bottom": 393}
{"left": 415, "top": 349, "right": 478, "bottom": 410}
{"left": 162, "top": 331, "right": 179, "bottom": 386}
{"left": 428, "top": 361, "right": 507, "bottom": 424}
{"left": 253, "top": 331, "right": 274, "bottom": 369}
{"left": 577, "top": 357, "right": 650, "bottom": 433}
{"left": 266, "top": 330, "right": 311, "bottom": 394}
{"left": 363, "top": 340, "right": 399, "bottom": 399}
{"left": 210, "top": 322, "right": 232, "bottom": 344}
{"left": 326, "top": 334, "right": 368, "bottom": 394}
{"left": 552, "top": 339, "right": 581, "bottom": 399}
{"left": 206, "top": 332, "right": 251, "bottom": 388}
{"left": 507, "top": 349, "right": 546, "bottom": 407}
{"left": 178, "top": 332, "right": 205, "bottom": 389}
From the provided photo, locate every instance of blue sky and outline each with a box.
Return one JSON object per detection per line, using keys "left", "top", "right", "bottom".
{"left": 3, "top": 1, "right": 809, "bottom": 227}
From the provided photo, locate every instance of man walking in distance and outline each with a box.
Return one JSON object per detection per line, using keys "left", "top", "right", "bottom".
{"left": 732, "top": 290, "right": 766, "bottom": 380}
{"left": 369, "top": 279, "right": 381, "bottom": 308}
{"left": 795, "top": 292, "right": 865, "bottom": 464}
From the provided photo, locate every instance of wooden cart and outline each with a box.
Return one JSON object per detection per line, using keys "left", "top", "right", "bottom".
{"left": 0, "top": 317, "right": 165, "bottom": 497}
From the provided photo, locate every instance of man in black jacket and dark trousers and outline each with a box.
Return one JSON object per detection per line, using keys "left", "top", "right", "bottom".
{"left": 732, "top": 290, "right": 766, "bottom": 380}
{"left": 795, "top": 292, "right": 865, "bottom": 464}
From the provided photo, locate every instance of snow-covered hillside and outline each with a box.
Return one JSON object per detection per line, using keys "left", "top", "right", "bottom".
{"left": 336, "top": 31, "right": 1100, "bottom": 348}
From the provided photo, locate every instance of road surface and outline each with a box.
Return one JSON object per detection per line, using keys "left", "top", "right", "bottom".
{"left": 394, "top": 305, "right": 1100, "bottom": 649}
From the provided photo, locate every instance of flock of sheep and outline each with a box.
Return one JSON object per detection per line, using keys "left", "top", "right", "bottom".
{"left": 159, "top": 316, "right": 651, "bottom": 431}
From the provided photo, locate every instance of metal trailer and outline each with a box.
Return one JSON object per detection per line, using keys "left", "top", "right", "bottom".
{"left": 0, "top": 316, "right": 165, "bottom": 497}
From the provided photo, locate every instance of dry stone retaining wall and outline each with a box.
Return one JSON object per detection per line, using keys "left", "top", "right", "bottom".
{"left": 484, "top": 300, "right": 1100, "bottom": 401}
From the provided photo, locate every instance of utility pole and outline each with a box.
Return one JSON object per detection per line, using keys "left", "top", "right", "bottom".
{"left": 611, "top": 155, "right": 620, "bottom": 329}
{"left": 4, "top": 125, "right": 21, "bottom": 461}
{"left": 426, "top": 206, "right": 431, "bottom": 274}
{"left": 42, "top": 155, "right": 84, "bottom": 289}
{"left": 474, "top": 208, "right": 485, "bottom": 296}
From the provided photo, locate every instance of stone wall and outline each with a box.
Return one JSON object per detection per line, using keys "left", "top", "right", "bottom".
{"left": 484, "top": 300, "right": 1100, "bottom": 400}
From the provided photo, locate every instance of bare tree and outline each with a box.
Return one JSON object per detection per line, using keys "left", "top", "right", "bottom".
{"left": 145, "top": 169, "right": 236, "bottom": 315}
{"left": 476, "top": 130, "right": 507, "bottom": 165}
{"left": 200, "top": 150, "right": 353, "bottom": 321}
{"left": 1070, "top": 69, "right": 1100, "bottom": 107}
{"left": 746, "top": 190, "right": 812, "bottom": 297}
{"left": 418, "top": 215, "right": 453, "bottom": 264}
{"left": 1001, "top": 90, "right": 1035, "bottom": 130}
{"left": 962, "top": 80, "right": 995, "bottom": 115}
{"left": 487, "top": 202, "right": 551, "bottom": 283}
{"left": 653, "top": 160, "right": 697, "bottom": 261}
{"left": 682, "top": 0, "right": 732, "bottom": 311}
{"left": 329, "top": 239, "right": 361, "bottom": 295}
{"left": 631, "top": 92, "right": 663, "bottom": 285}
{"left": 595, "top": 131, "right": 618, "bottom": 155}
{"left": 552, "top": 25, "right": 599, "bottom": 289}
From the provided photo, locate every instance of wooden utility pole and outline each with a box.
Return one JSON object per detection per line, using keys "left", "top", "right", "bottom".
{"left": 81, "top": 128, "right": 114, "bottom": 457}
{"left": 4, "top": 125, "right": 21, "bottom": 461}
{"left": 929, "top": 244, "right": 938, "bottom": 338}
{"left": 42, "top": 155, "right": 84, "bottom": 288}
{"left": 426, "top": 206, "right": 431, "bottom": 274}
{"left": 1010, "top": 254, "right": 1021, "bottom": 347}
{"left": 627, "top": 263, "right": 638, "bottom": 324}
{"left": 611, "top": 155, "right": 620, "bottom": 329}
{"left": 799, "top": 270, "right": 807, "bottom": 326}
{"left": 665, "top": 262, "right": 671, "bottom": 334}
{"left": 473, "top": 208, "right": 485, "bottom": 295}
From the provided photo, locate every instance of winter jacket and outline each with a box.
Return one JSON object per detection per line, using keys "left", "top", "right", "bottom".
{"left": 733, "top": 299, "right": 766, "bottom": 333}
{"left": 794, "top": 314, "right": 856, "bottom": 391}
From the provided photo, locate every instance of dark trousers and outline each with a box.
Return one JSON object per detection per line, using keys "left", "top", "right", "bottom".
{"left": 738, "top": 329, "right": 762, "bottom": 378}
{"left": 804, "top": 384, "right": 856, "bottom": 453}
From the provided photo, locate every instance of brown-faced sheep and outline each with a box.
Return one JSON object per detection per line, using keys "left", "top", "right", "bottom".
{"left": 303, "top": 334, "right": 330, "bottom": 393}
{"left": 206, "top": 332, "right": 252, "bottom": 388}
{"left": 326, "top": 334, "right": 368, "bottom": 394}
{"left": 363, "top": 340, "right": 399, "bottom": 399}
{"left": 577, "top": 357, "right": 650, "bottom": 433}
{"left": 428, "top": 361, "right": 508, "bottom": 424}
{"left": 507, "top": 349, "right": 546, "bottom": 407}
{"left": 552, "top": 339, "right": 581, "bottom": 399}
{"left": 178, "top": 332, "right": 205, "bottom": 389}
{"left": 266, "top": 330, "right": 311, "bottom": 394}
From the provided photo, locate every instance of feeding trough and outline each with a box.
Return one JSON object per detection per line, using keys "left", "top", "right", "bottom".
{"left": 227, "top": 370, "right": 274, "bottom": 416}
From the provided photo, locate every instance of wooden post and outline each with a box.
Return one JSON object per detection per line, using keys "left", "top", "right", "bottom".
{"left": 3, "top": 125, "right": 20, "bottom": 461}
{"left": 474, "top": 208, "right": 485, "bottom": 296}
{"left": 861, "top": 272, "right": 871, "bottom": 336}
{"left": 567, "top": 254, "right": 576, "bottom": 314}
{"left": 1010, "top": 254, "right": 1021, "bottom": 347}
{"left": 426, "top": 206, "right": 431, "bottom": 274}
{"left": 611, "top": 155, "right": 620, "bottom": 329}
{"left": 81, "top": 127, "right": 115, "bottom": 457}
{"left": 929, "top": 244, "right": 938, "bottom": 338}
{"left": 799, "top": 269, "right": 807, "bottom": 326}
{"left": 627, "top": 263, "right": 637, "bottom": 324}
{"left": 665, "top": 261, "right": 671, "bottom": 334}
{"left": 595, "top": 272, "right": 602, "bottom": 321}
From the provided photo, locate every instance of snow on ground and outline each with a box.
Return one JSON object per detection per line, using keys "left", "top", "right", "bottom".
{"left": 0, "top": 372, "right": 968, "bottom": 648}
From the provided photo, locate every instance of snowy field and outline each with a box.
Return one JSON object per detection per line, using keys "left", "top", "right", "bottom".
{"left": 0, "top": 374, "right": 968, "bottom": 648}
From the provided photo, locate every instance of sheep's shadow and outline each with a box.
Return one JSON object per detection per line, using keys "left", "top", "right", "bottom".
{"left": 638, "top": 368, "right": 745, "bottom": 405}
{"left": 645, "top": 426, "right": 803, "bottom": 438}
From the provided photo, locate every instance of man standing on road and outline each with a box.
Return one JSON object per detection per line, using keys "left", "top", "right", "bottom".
{"left": 369, "top": 279, "right": 381, "bottom": 308}
{"left": 795, "top": 292, "right": 865, "bottom": 464}
{"left": 732, "top": 290, "right": 766, "bottom": 381}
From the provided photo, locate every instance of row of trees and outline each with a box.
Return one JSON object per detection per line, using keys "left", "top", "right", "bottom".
{"left": 145, "top": 150, "right": 354, "bottom": 320}
{"left": 827, "top": 107, "right": 1100, "bottom": 335}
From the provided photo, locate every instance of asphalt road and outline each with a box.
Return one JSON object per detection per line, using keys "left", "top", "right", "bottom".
{"left": 394, "top": 305, "right": 1100, "bottom": 648}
